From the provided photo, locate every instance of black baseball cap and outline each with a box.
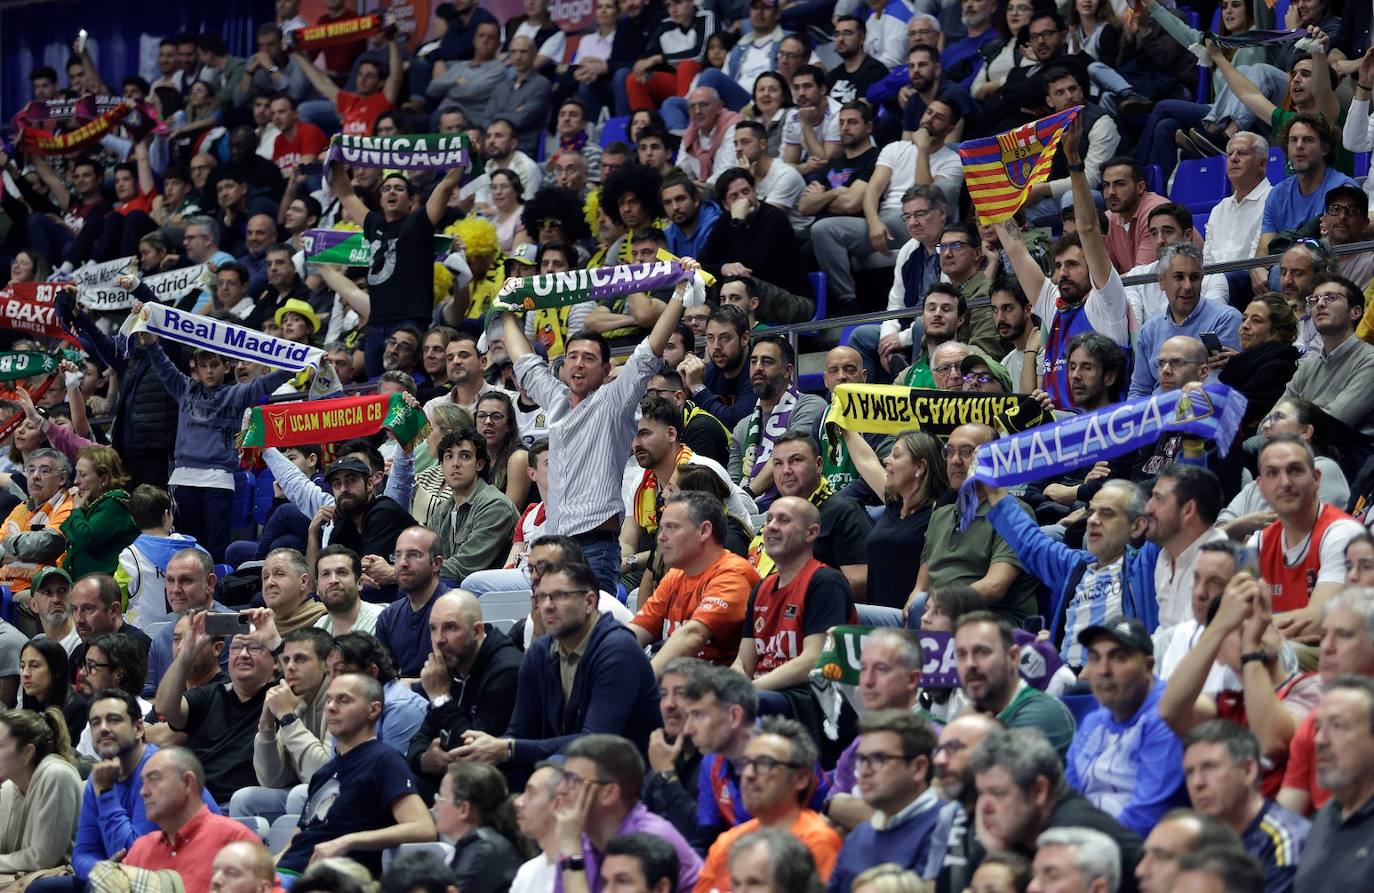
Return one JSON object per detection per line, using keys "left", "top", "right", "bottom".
{"left": 1076, "top": 614, "right": 1152, "bottom": 654}
{"left": 324, "top": 456, "right": 371, "bottom": 482}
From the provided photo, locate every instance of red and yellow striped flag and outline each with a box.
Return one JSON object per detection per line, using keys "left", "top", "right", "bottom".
{"left": 957, "top": 106, "right": 1083, "bottom": 224}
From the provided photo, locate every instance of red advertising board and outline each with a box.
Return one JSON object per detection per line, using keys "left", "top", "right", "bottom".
{"left": 296, "top": 0, "right": 593, "bottom": 51}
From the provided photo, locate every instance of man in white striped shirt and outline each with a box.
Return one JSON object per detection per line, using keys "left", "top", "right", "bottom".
{"left": 501, "top": 261, "right": 705, "bottom": 594}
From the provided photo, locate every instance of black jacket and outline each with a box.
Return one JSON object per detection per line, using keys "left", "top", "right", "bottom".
{"left": 407, "top": 623, "right": 523, "bottom": 796}
{"left": 699, "top": 203, "right": 812, "bottom": 301}
{"left": 450, "top": 827, "right": 524, "bottom": 893}
{"left": 73, "top": 309, "right": 179, "bottom": 459}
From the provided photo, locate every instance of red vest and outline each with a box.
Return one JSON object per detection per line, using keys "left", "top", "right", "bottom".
{"left": 751, "top": 558, "right": 826, "bottom": 676}
{"left": 1257, "top": 504, "right": 1355, "bottom": 613}
{"left": 1217, "top": 671, "right": 1314, "bottom": 798}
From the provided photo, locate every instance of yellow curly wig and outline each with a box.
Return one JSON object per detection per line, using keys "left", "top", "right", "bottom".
{"left": 445, "top": 217, "right": 500, "bottom": 261}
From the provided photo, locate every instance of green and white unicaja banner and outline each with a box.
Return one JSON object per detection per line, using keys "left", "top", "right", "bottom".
{"left": 302, "top": 229, "right": 453, "bottom": 266}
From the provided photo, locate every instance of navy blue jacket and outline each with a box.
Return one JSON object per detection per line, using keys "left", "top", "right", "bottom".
{"left": 506, "top": 611, "right": 661, "bottom": 764}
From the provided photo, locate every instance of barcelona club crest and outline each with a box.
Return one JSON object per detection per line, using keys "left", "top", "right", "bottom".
{"left": 998, "top": 123, "right": 1043, "bottom": 190}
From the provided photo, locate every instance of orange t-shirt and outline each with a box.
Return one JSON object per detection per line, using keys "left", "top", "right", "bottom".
{"left": 631, "top": 550, "right": 759, "bottom": 665}
{"left": 336, "top": 90, "right": 392, "bottom": 136}
{"left": 693, "top": 810, "right": 841, "bottom": 893}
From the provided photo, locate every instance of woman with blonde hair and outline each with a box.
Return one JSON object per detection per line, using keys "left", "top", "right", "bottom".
{"left": 852, "top": 864, "right": 929, "bottom": 893}
{"left": 0, "top": 708, "right": 82, "bottom": 887}
{"left": 59, "top": 446, "right": 138, "bottom": 578}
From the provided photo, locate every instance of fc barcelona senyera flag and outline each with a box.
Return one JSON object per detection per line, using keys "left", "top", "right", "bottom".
{"left": 957, "top": 106, "right": 1083, "bottom": 225}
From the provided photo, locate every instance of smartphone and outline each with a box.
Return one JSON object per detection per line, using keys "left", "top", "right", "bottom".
{"left": 1200, "top": 332, "right": 1223, "bottom": 355}
{"left": 204, "top": 613, "right": 250, "bottom": 638}
{"left": 1022, "top": 615, "right": 1046, "bottom": 636}
{"left": 297, "top": 162, "right": 324, "bottom": 177}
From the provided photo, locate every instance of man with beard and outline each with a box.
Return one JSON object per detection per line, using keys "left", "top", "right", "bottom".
{"left": 642, "top": 657, "right": 711, "bottom": 840}
{"left": 927, "top": 712, "right": 1004, "bottom": 892}
{"left": 784, "top": 66, "right": 841, "bottom": 177}
{"left": 727, "top": 336, "right": 827, "bottom": 506}
{"left": 761, "top": 433, "right": 872, "bottom": 599}
{"left": 314, "top": 545, "right": 382, "bottom": 635}
{"left": 377, "top": 325, "right": 421, "bottom": 379}
{"left": 69, "top": 690, "right": 217, "bottom": 888}
{"left": 455, "top": 560, "right": 661, "bottom": 768}
{"left": 332, "top": 162, "right": 464, "bottom": 378}
{"left": 619, "top": 396, "right": 749, "bottom": 588}
{"left": 735, "top": 121, "right": 809, "bottom": 237}
{"left": 305, "top": 451, "right": 415, "bottom": 578}
{"left": 698, "top": 169, "right": 814, "bottom": 318}
{"left": 645, "top": 369, "right": 731, "bottom": 468}
{"left": 374, "top": 527, "right": 452, "bottom": 678}
{"left": 230, "top": 626, "right": 333, "bottom": 821}
{"left": 424, "top": 332, "right": 505, "bottom": 417}
{"left": 1100, "top": 158, "right": 1181, "bottom": 274}
{"left": 900, "top": 44, "right": 976, "bottom": 143}
{"left": 798, "top": 102, "right": 880, "bottom": 223}
{"left": 235, "top": 213, "right": 277, "bottom": 296}
{"left": 997, "top": 122, "right": 1130, "bottom": 411}
{"left": 952, "top": 612, "right": 1075, "bottom": 757}
{"left": 1292, "top": 677, "right": 1374, "bottom": 893}
{"left": 407, "top": 590, "right": 521, "bottom": 797}
{"left": 73, "top": 633, "right": 149, "bottom": 758}
{"left": 155, "top": 613, "right": 279, "bottom": 805}
{"left": 851, "top": 187, "right": 950, "bottom": 383}
{"left": 1278, "top": 274, "right": 1374, "bottom": 436}
{"left": 941, "top": 0, "right": 1000, "bottom": 86}
{"left": 31, "top": 567, "right": 79, "bottom": 654}
{"left": 680, "top": 305, "right": 755, "bottom": 429}
{"left": 827, "top": 17, "right": 890, "bottom": 106}
{"left": 1129, "top": 243, "right": 1241, "bottom": 398}
{"left": 631, "top": 493, "right": 759, "bottom": 676}
{"left": 662, "top": 173, "right": 721, "bottom": 261}
{"left": 993, "top": 280, "right": 1043, "bottom": 392}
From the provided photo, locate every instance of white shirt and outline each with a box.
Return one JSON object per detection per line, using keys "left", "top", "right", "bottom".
{"left": 512, "top": 854, "right": 558, "bottom": 893}
{"left": 781, "top": 102, "right": 840, "bottom": 160}
{"left": 756, "top": 160, "right": 812, "bottom": 235}
{"left": 1123, "top": 259, "right": 1231, "bottom": 331}
{"left": 314, "top": 600, "right": 384, "bottom": 635}
{"left": 513, "top": 20, "right": 566, "bottom": 64}
{"left": 864, "top": 11, "right": 909, "bottom": 67}
{"left": 738, "top": 29, "right": 785, "bottom": 92}
{"left": 875, "top": 140, "right": 963, "bottom": 212}
{"left": 1202, "top": 179, "right": 1272, "bottom": 267}
{"left": 1033, "top": 267, "right": 1132, "bottom": 350}
{"left": 1154, "top": 527, "right": 1229, "bottom": 627}
{"left": 1153, "top": 619, "right": 1228, "bottom": 695}
{"left": 477, "top": 152, "right": 541, "bottom": 204}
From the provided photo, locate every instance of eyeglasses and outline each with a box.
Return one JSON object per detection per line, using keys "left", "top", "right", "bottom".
{"left": 1157, "top": 357, "right": 1202, "bottom": 370}
{"left": 536, "top": 217, "right": 563, "bottom": 229}
{"left": 1261, "top": 409, "right": 1290, "bottom": 426}
{"left": 228, "top": 642, "right": 266, "bottom": 655}
{"left": 384, "top": 338, "right": 416, "bottom": 351}
{"left": 943, "top": 444, "right": 978, "bottom": 460}
{"left": 901, "top": 208, "right": 934, "bottom": 222}
{"left": 854, "top": 752, "right": 913, "bottom": 771}
{"left": 432, "top": 793, "right": 460, "bottom": 805}
{"left": 531, "top": 588, "right": 592, "bottom": 605}
{"left": 962, "top": 372, "right": 994, "bottom": 385}
{"left": 475, "top": 411, "right": 507, "bottom": 423}
{"left": 82, "top": 660, "right": 112, "bottom": 672}
{"left": 910, "top": 26, "right": 941, "bottom": 36}
{"left": 932, "top": 739, "right": 966, "bottom": 757}
{"left": 1028, "top": 28, "right": 1062, "bottom": 40}
{"left": 738, "top": 756, "right": 804, "bottom": 774}
{"left": 1325, "top": 203, "right": 1362, "bottom": 218}
{"left": 932, "top": 362, "right": 962, "bottom": 375}
{"left": 936, "top": 240, "right": 970, "bottom": 254}
{"left": 24, "top": 465, "right": 59, "bottom": 477}
{"left": 1307, "top": 291, "right": 1347, "bottom": 309}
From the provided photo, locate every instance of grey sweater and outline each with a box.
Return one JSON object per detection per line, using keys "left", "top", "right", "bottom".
{"left": 0, "top": 753, "right": 81, "bottom": 882}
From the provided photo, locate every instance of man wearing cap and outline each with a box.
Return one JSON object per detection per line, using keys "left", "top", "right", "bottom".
{"left": 958, "top": 354, "right": 1012, "bottom": 394}
{"left": 1068, "top": 614, "right": 1187, "bottom": 838}
{"left": 244, "top": 242, "right": 315, "bottom": 332}
{"left": 313, "top": 453, "right": 415, "bottom": 575}
{"left": 30, "top": 566, "right": 80, "bottom": 653}
{"left": 333, "top": 159, "right": 465, "bottom": 378}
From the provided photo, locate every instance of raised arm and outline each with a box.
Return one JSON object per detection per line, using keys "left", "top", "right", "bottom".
{"left": 383, "top": 38, "right": 404, "bottom": 106}
{"left": 646, "top": 262, "right": 693, "bottom": 356}
{"left": 1063, "top": 118, "right": 1114, "bottom": 289}
{"left": 1305, "top": 28, "right": 1341, "bottom": 124}
{"left": 153, "top": 610, "right": 204, "bottom": 728}
{"left": 329, "top": 162, "right": 370, "bottom": 226}
{"left": 1205, "top": 40, "right": 1277, "bottom": 125}
{"left": 995, "top": 219, "right": 1049, "bottom": 299}
{"left": 293, "top": 51, "right": 341, "bottom": 103}
{"left": 29, "top": 154, "right": 71, "bottom": 210}
{"left": 133, "top": 137, "right": 155, "bottom": 196}
{"left": 426, "top": 167, "right": 462, "bottom": 226}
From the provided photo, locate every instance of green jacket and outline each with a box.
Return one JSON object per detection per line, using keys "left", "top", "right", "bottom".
{"left": 61, "top": 489, "right": 139, "bottom": 579}
{"left": 434, "top": 479, "right": 519, "bottom": 584}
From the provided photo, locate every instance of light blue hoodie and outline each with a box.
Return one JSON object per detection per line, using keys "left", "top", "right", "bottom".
{"left": 117, "top": 532, "right": 208, "bottom": 629}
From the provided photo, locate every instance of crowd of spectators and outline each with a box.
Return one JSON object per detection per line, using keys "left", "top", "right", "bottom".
{"left": 1, "top": 0, "right": 1374, "bottom": 890}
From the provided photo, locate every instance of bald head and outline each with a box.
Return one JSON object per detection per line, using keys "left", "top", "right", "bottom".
{"left": 433, "top": 589, "right": 482, "bottom": 625}
{"left": 772, "top": 495, "right": 819, "bottom": 528}
{"left": 212, "top": 840, "right": 276, "bottom": 893}
{"left": 823, "top": 346, "right": 866, "bottom": 390}
{"left": 762, "top": 495, "right": 821, "bottom": 564}
{"left": 430, "top": 589, "right": 485, "bottom": 674}
{"left": 1157, "top": 335, "right": 1209, "bottom": 390}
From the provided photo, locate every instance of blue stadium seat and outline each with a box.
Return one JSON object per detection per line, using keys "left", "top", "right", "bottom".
{"left": 1170, "top": 155, "right": 1229, "bottom": 213}
{"left": 214, "top": 564, "right": 234, "bottom": 580}
{"left": 1267, "top": 146, "right": 1287, "bottom": 184}
{"left": 600, "top": 115, "right": 630, "bottom": 148}
{"left": 1194, "top": 210, "right": 1210, "bottom": 238}
{"left": 1143, "top": 164, "right": 1164, "bottom": 196}
{"left": 0, "top": 586, "right": 11, "bottom": 623}
{"left": 253, "top": 468, "right": 275, "bottom": 527}
{"left": 1195, "top": 66, "right": 1210, "bottom": 103}
{"left": 799, "top": 272, "right": 830, "bottom": 392}
{"left": 1060, "top": 692, "right": 1101, "bottom": 726}
{"left": 232, "top": 471, "right": 254, "bottom": 531}
{"left": 1273, "top": 0, "right": 1289, "bottom": 26}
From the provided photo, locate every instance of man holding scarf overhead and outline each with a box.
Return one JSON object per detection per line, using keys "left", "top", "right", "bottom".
{"left": 499, "top": 258, "right": 707, "bottom": 595}
{"left": 727, "top": 334, "right": 827, "bottom": 510}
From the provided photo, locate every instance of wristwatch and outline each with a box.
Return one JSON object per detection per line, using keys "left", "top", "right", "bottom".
{"left": 1240, "top": 650, "right": 1268, "bottom": 666}
{"left": 277, "top": 713, "right": 298, "bottom": 729}
{"left": 561, "top": 856, "right": 586, "bottom": 873}
{"left": 1067, "top": 162, "right": 1085, "bottom": 172}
